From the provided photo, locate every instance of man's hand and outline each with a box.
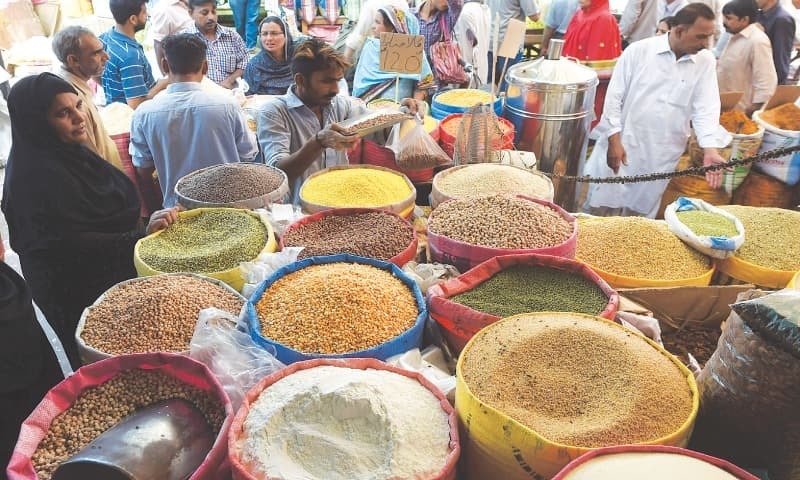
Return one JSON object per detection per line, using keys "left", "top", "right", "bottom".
{"left": 400, "top": 98, "right": 426, "bottom": 117}
{"left": 606, "top": 133, "right": 627, "bottom": 174}
{"left": 146, "top": 207, "right": 181, "bottom": 235}
{"left": 319, "top": 126, "right": 361, "bottom": 151}
{"left": 703, "top": 148, "right": 727, "bottom": 190}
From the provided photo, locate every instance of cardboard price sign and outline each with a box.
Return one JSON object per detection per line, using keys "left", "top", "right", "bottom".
{"left": 380, "top": 32, "right": 425, "bottom": 74}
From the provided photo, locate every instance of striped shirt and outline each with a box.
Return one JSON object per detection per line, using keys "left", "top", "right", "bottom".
{"left": 100, "top": 28, "right": 156, "bottom": 104}
{"left": 181, "top": 23, "right": 249, "bottom": 84}
{"left": 413, "top": 0, "right": 463, "bottom": 60}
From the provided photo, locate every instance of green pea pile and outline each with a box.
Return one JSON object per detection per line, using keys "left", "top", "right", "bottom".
{"left": 676, "top": 210, "right": 739, "bottom": 238}
{"left": 450, "top": 265, "right": 609, "bottom": 318}
{"left": 140, "top": 210, "right": 268, "bottom": 273}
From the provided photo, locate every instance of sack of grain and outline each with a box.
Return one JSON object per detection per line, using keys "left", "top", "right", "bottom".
{"left": 664, "top": 197, "right": 745, "bottom": 259}
{"left": 430, "top": 164, "right": 553, "bottom": 209}
{"left": 752, "top": 107, "right": 800, "bottom": 186}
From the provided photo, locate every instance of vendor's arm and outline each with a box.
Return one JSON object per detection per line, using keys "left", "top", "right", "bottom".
{"left": 601, "top": 43, "right": 632, "bottom": 173}
{"left": 691, "top": 59, "right": 732, "bottom": 189}
{"left": 522, "top": 0, "right": 541, "bottom": 23}
{"left": 220, "top": 68, "right": 244, "bottom": 89}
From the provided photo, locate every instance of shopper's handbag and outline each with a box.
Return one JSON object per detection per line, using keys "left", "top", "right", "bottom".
{"left": 429, "top": 15, "right": 468, "bottom": 84}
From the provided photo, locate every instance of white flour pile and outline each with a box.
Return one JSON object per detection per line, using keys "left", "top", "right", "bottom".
{"left": 241, "top": 365, "right": 452, "bottom": 480}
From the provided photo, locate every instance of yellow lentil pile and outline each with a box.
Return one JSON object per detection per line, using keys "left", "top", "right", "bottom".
{"left": 577, "top": 217, "right": 711, "bottom": 280}
{"left": 460, "top": 313, "right": 694, "bottom": 448}
{"left": 300, "top": 168, "right": 412, "bottom": 208}
{"left": 436, "top": 164, "right": 552, "bottom": 200}
{"left": 720, "top": 205, "right": 800, "bottom": 271}
{"left": 139, "top": 210, "right": 268, "bottom": 273}
{"left": 256, "top": 263, "right": 419, "bottom": 354}
{"left": 31, "top": 369, "right": 225, "bottom": 480}
{"left": 80, "top": 275, "right": 244, "bottom": 355}
{"left": 436, "top": 89, "right": 493, "bottom": 107}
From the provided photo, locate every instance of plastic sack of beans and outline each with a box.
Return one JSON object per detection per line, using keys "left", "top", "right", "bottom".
{"left": 389, "top": 120, "right": 452, "bottom": 171}
{"left": 664, "top": 197, "right": 745, "bottom": 260}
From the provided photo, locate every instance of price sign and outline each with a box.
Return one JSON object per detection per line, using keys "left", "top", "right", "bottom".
{"left": 379, "top": 32, "right": 424, "bottom": 74}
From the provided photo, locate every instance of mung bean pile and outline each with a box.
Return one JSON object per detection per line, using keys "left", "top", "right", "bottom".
{"left": 435, "top": 164, "right": 552, "bottom": 200}
{"left": 451, "top": 265, "right": 609, "bottom": 317}
{"left": 283, "top": 211, "right": 414, "bottom": 260}
{"left": 461, "top": 313, "right": 694, "bottom": 448}
{"left": 80, "top": 275, "right": 244, "bottom": 355}
{"left": 177, "top": 164, "right": 285, "bottom": 204}
{"left": 300, "top": 168, "right": 412, "bottom": 208}
{"left": 577, "top": 217, "right": 711, "bottom": 280}
{"left": 255, "top": 263, "right": 418, "bottom": 354}
{"left": 675, "top": 210, "right": 739, "bottom": 238}
{"left": 720, "top": 205, "right": 800, "bottom": 271}
{"left": 139, "top": 210, "right": 268, "bottom": 273}
{"left": 428, "top": 195, "right": 572, "bottom": 249}
{"left": 31, "top": 369, "right": 225, "bottom": 480}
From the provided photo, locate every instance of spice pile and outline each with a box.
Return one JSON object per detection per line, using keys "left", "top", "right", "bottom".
{"left": 283, "top": 211, "right": 414, "bottom": 260}
{"left": 720, "top": 206, "right": 800, "bottom": 271}
{"left": 241, "top": 366, "right": 451, "bottom": 480}
{"left": 255, "top": 263, "right": 419, "bottom": 354}
{"left": 435, "top": 164, "right": 552, "bottom": 200}
{"left": 300, "top": 168, "right": 412, "bottom": 208}
{"left": 759, "top": 103, "right": 800, "bottom": 131}
{"left": 139, "top": 210, "right": 268, "bottom": 273}
{"left": 675, "top": 210, "right": 739, "bottom": 238}
{"left": 661, "top": 323, "right": 721, "bottom": 366}
{"left": 177, "top": 164, "right": 285, "bottom": 204}
{"left": 436, "top": 89, "right": 493, "bottom": 107}
{"left": 80, "top": 275, "right": 244, "bottom": 355}
{"left": 460, "top": 313, "right": 694, "bottom": 448}
{"left": 428, "top": 196, "right": 572, "bottom": 249}
{"left": 577, "top": 217, "right": 711, "bottom": 280}
{"left": 451, "top": 265, "right": 609, "bottom": 317}
{"left": 719, "top": 110, "right": 759, "bottom": 135}
{"left": 31, "top": 369, "right": 225, "bottom": 480}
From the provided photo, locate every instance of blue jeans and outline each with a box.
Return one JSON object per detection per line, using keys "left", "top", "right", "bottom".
{"left": 230, "top": 0, "right": 260, "bottom": 49}
{"left": 487, "top": 50, "right": 523, "bottom": 93}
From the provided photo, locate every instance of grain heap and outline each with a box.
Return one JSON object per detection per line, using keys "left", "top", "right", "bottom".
{"left": 283, "top": 211, "right": 414, "bottom": 260}
{"left": 31, "top": 370, "right": 225, "bottom": 480}
{"left": 177, "top": 164, "right": 285, "bottom": 204}
{"left": 451, "top": 265, "right": 609, "bottom": 317}
{"left": 435, "top": 164, "right": 552, "bottom": 200}
{"left": 80, "top": 275, "right": 244, "bottom": 355}
{"left": 759, "top": 103, "right": 800, "bottom": 131}
{"left": 460, "top": 313, "right": 694, "bottom": 448}
{"left": 577, "top": 217, "right": 711, "bottom": 280}
{"left": 428, "top": 195, "right": 572, "bottom": 249}
{"left": 255, "top": 263, "right": 419, "bottom": 354}
{"left": 139, "top": 210, "right": 268, "bottom": 273}
{"left": 720, "top": 205, "right": 800, "bottom": 271}
{"left": 675, "top": 210, "right": 739, "bottom": 238}
{"left": 719, "top": 110, "right": 759, "bottom": 135}
{"left": 300, "top": 168, "right": 412, "bottom": 208}
{"left": 436, "top": 89, "right": 493, "bottom": 107}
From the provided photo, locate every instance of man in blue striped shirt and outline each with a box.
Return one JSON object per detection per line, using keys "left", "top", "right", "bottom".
{"left": 101, "top": 0, "right": 168, "bottom": 108}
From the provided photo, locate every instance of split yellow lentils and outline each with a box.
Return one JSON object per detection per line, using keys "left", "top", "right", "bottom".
{"left": 436, "top": 89, "right": 493, "bottom": 107}
{"left": 255, "top": 263, "right": 419, "bottom": 354}
{"left": 300, "top": 168, "right": 412, "bottom": 208}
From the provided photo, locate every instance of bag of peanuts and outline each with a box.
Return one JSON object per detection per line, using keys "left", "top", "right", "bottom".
{"left": 693, "top": 289, "right": 800, "bottom": 480}
{"left": 389, "top": 119, "right": 452, "bottom": 171}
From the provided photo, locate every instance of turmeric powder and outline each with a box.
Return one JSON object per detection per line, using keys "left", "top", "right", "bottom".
{"left": 759, "top": 103, "right": 800, "bottom": 131}
{"left": 720, "top": 110, "right": 759, "bottom": 135}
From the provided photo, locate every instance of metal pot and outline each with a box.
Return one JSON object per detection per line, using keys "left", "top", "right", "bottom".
{"left": 503, "top": 40, "right": 598, "bottom": 212}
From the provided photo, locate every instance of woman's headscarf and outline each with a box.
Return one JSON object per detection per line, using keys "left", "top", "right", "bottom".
{"left": 1, "top": 73, "right": 140, "bottom": 256}
{"left": 562, "top": 0, "right": 621, "bottom": 61}
{"left": 353, "top": 6, "right": 435, "bottom": 98}
{"left": 244, "top": 16, "right": 297, "bottom": 95}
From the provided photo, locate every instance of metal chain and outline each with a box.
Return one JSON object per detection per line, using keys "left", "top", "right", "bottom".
{"left": 541, "top": 145, "right": 800, "bottom": 184}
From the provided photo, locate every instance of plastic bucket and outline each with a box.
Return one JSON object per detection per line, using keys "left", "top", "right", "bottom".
{"left": 437, "top": 113, "right": 515, "bottom": 159}
{"left": 752, "top": 109, "right": 800, "bottom": 186}
{"left": 715, "top": 254, "right": 797, "bottom": 290}
{"left": 431, "top": 89, "right": 503, "bottom": 120}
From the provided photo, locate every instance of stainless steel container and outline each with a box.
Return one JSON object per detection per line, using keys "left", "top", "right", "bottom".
{"left": 503, "top": 41, "right": 598, "bottom": 211}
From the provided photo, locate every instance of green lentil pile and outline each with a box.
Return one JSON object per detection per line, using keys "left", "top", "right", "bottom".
{"left": 31, "top": 369, "right": 225, "bottom": 480}
{"left": 460, "top": 313, "right": 694, "bottom": 448}
{"left": 283, "top": 211, "right": 414, "bottom": 260}
{"left": 720, "top": 205, "right": 800, "bottom": 271}
{"left": 256, "top": 263, "right": 419, "bottom": 354}
{"left": 177, "top": 164, "right": 286, "bottom": 204}
{"left": 139, "top": 209, "right": 268, "bottom": 273}
{"left": 451, "top": 265, "right": 609, "bottom": 317}
{"left": 577, "top": 217, "right": 711, "bottom": 280}
{"left": 675, "top": 210, "right": 739, "bottom": 238}
{"left": 428, "top": 195, "right": 573, "bottom": 249}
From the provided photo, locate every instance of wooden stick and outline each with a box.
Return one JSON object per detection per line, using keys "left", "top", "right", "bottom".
{"left": 395, "top": 73, "right": 400, "bottom": 105}
{"left": 491, "top": 13, "right": 500, "bottom": 101}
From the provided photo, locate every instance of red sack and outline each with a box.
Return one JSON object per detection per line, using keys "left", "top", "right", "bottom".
{"left": 228, "top": 357, "right": 460, "bottom": 480}
{"left": 428, "top": 254, "right": 620, "bottom": 352}
{"left": 7, "top": 353, "right": 234, "bottom": 480}
{"left": 429, "top": 16, "right": 467, "bottom": 85}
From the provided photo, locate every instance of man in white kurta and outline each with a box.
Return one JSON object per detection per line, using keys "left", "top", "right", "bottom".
{"left": 583, "top": 3, "right": 731, "bottom": 218}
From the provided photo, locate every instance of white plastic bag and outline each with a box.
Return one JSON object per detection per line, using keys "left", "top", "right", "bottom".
{"left": 386, "top": 347, "right": 456, "bottom": 402}
{"left": 664, "top": 197, "right": 745, "bottom": 259}
{"left": 240, "top": 246, "right": 305, "bottom": 298}
{"left": 401, "top": 261, "right": 460, "bottom": 295}
{"left": 189, "top": 308, "right": 285, "bottom": 410}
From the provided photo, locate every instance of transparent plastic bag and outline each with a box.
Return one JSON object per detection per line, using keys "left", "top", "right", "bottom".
{"left": 189, "top": 308, "right": 285, "bottom": 410}
{"left": 389, "top": 119, "right": 452, "bottom": 171}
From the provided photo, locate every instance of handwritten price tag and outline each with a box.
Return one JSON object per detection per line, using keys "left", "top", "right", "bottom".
{"left": 379, "top": 32, "right": 424, "bottom": 74}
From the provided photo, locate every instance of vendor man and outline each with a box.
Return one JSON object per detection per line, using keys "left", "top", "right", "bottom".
{"left": 583, "top": 3, "right": 731, "bottom": 218}
{"left": 258, "top": 39, "right": 422, "bottom": 203}
{"left": 182, "top": 0, "right": 249, "bottom": 88}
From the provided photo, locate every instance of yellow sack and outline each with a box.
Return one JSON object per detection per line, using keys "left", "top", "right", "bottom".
{"left": 789, "top": 271, "right": 799, "bottom": 289}
{"left": 716, "top": 255, "right": 796, "bottom": 290}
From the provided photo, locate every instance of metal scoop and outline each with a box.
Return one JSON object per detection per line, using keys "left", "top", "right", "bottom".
{"left": 52, "top": 399, "right": 215, "bottom": 480}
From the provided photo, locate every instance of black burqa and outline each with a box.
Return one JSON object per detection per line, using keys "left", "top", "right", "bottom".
{"left": 1, "top": 73, "right": 143, "bottom": 368}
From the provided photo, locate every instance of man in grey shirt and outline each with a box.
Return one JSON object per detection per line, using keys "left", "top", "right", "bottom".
{"left": 258, "top": 39, "right": 421, "bottom": 204}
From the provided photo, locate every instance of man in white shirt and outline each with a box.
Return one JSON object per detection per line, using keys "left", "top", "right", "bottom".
{"left": 717, "top": 0, "right": 777, "bottom": 115}
{"left": 619, "top": 0, "right": 661, "bottom": 44}
{"left": 149, "top": 0, "right": 193, "bottom": 74}
{"left": 583, "top": 3, "right": 731, "bottom": 218}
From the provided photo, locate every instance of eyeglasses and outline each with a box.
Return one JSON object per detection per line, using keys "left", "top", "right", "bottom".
{"left": 260, "top": 31, "right": 285, "bottom": 37}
